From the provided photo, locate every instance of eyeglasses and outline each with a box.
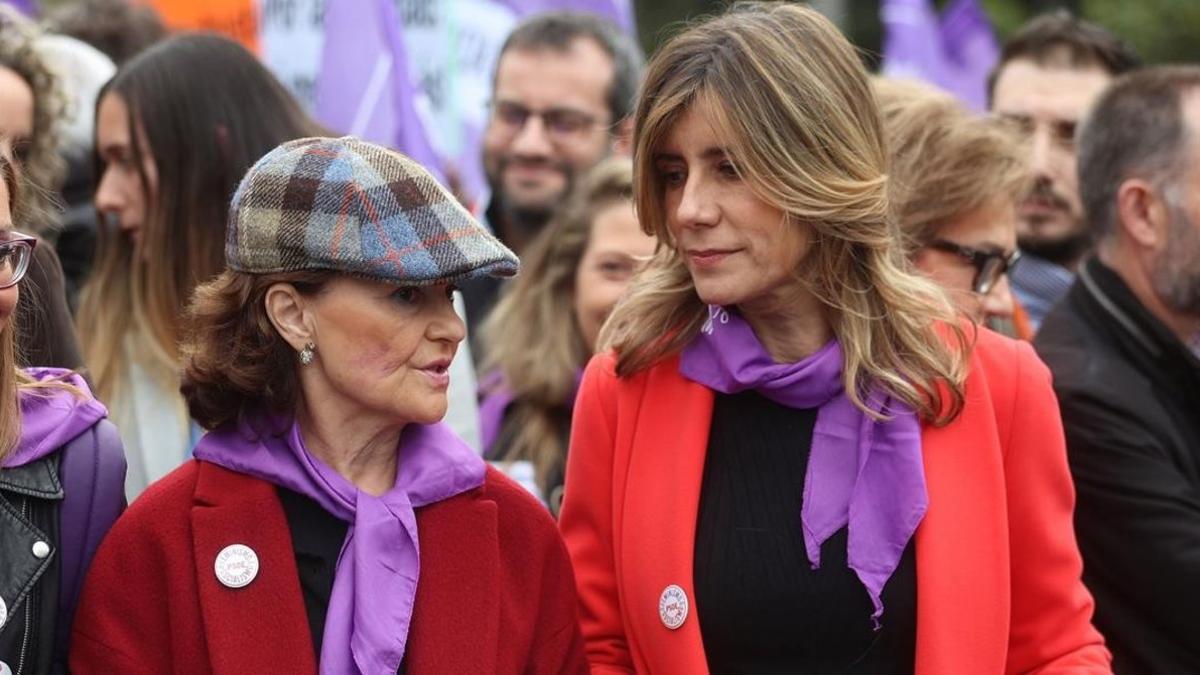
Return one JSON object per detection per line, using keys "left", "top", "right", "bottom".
{"left": 0, "top": 232, "right": 36, "bottom": 289}
{"left": 927, "top": 239, "right": 1021, "bottom": 295}
{"left": 488, "top": 100, "right": 604, "bottom": 142}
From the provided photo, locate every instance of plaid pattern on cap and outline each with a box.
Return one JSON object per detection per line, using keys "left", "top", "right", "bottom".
{"left": 227, "top": 136, "right": 518, "bottom": 284}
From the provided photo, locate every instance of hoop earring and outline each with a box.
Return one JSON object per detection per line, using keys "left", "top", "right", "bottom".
{"left": 299, "top": 342, "right": 316, "bottom": 366}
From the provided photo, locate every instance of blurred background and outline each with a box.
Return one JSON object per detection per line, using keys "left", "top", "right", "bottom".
{"left": 18, "top": 0, "right": 1200, "bottom": 209}
{"left": 636, "top": 1, "right": 1200, "bottom": 66}
{"left": 31, "top": 0, "right": 1200, "bottom": 65}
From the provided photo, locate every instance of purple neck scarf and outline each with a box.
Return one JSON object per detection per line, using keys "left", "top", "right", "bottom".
{"left": 679, "top": 306, "right": 926, "bottom": 625}
{"left": 193, "top": 412, "right": 485, "bottom": 674}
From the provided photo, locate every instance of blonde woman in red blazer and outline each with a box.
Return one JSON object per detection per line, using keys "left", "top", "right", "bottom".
{"left": 558, "top": 4, "right": 1109, "bottom": 674}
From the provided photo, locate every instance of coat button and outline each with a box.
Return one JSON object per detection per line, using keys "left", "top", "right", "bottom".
{"left": 31, "top": 541, "right": 50, "bottom": 559}
{"left": 214, "top": 544, "right": 259, "bottom": 589}
{"left": 659, "top": 584, "right": 689, "bottom": 630}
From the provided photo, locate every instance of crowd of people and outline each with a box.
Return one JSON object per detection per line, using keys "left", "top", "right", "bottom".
{"left": 0, "top": 0, "right": 1197, "bottom": 673}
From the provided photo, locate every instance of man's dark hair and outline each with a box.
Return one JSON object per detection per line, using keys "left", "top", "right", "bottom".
{"left": 1077, "top": 65, "right": 1200, "bottom": 241}
{"left": 988, "top": 10, "right": 1141, "bottom": 102}
{"left": 45, "top": 0, "right": 167, "bottom": 66}
{"left": 496, "top": 11, "right": 644, "bottom": 127}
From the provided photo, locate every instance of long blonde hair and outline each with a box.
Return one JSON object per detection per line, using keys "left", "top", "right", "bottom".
{"left": 601, "top": 2, "right": 968, "bottom": 423}
{"left": 481, "top": 158, "right": 634, "bottom": 491}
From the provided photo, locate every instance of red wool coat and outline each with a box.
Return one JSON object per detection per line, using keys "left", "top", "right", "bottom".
{"left": 560, "top": 328, "right": 1111, "bottom": 674}
{"left": 69, "top": 460, "right": 587, "bottom": 674}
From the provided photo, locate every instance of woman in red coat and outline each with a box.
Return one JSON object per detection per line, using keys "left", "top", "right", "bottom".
{"left": 70, "top": 137, "right": 587, "bottom": 674}
{"left": 558, "top": 4, "right": 1109, "bottom": 674}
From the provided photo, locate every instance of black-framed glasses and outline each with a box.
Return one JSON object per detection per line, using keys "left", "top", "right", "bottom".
{"left": 487, "top": 100, "right": 603, "bottom": 142}
{"left": 927, "top": 239, "right": 1021, "bottom": 295}
{"left": 0, "top": 232, "right": 36, "bottom": 289}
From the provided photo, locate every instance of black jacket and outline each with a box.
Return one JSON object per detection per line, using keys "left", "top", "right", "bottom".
{"left": 1035, "top": 257, "right": 1200, "bottom": 674}
{"left": 0, "top": 419, "right": 126, "bottom": 675}
{"left": 0, "top": 455, "right": 63, "bottom": 675}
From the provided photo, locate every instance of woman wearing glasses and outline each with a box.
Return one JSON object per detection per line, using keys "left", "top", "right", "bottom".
{"left": 558, "top": 4, "right": 1108, "bottom": 673}
{"left": 0, "top": 153, "right": 126, "bottom": 675}
{"left": 875, "top": 78, "right": 1032, "bottom": 338}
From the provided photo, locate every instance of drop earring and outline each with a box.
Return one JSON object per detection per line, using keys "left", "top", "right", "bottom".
{"left": 299, "top": 342, "right": 316, "bottom": 365}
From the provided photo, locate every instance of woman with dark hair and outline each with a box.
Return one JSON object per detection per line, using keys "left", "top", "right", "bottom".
{"left": 76, "top": 32, "right": 325, "bottom": 499}
{"left": 71, "top": 136, "right": 585, "bottom": 674}
{"left": 0, "top": 150, "right": 126, "bottom": 675}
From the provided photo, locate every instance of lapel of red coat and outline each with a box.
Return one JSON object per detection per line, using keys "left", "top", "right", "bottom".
{"left": 912, "top": 373, "right": 1008, "bottom": 674}
{"left": 622, "top": 357, "right": 714, "bottom": 675}
{"left": 191, "top": 461, "right": 318, "bottom": 674}
{"left": 403, "top": 486, "right": 500, "bottom": 672}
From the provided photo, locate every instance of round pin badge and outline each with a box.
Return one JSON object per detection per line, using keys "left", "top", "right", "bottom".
{"left": 0, "top": 595, "right": 6, "bottom": 629}
{"left": 214, "top": 544, "right": 260, "bottom": 589}
{"left": 658, "top": 584, "right": 689, "bottom": 630}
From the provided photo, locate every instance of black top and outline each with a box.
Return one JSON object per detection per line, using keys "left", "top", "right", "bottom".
{"left": 694, "top": 391, "right": 917, "bottom": 674}
{"left": 277, "top": 487, "right": 407, "bottom": 674}
{"left": 1035, "top": 257, "right": 1200, "bottom": 674}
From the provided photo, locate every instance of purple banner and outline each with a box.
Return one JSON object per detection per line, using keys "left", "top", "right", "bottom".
{"left": 315, "top": 0, "right": 445, "bottom": 182}
{"left": 2, "top": 0, "right": 37, "bottom": 16}
{"left": 881, "top": 0, "right": 999, "bottom": 112}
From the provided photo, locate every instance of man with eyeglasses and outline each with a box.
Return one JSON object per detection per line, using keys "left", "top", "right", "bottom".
{"left": 989, "top": 11, "right": 1139, "bottom": 332}
{"left": 1035, "top": 67, "right": 1200, "bottom": 674}
{"left": 461, "top": 12, "right": 643, "bottom": 343}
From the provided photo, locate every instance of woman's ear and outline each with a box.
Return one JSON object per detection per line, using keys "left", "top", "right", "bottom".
{"left": 264, "top": 282, "right": 313, "bottom": 352}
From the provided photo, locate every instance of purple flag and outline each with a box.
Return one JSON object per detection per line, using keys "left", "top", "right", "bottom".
{"left": 494, "top": 0, "right": 635, "bottom": 33}
{"left": 881, "top": 0, "right": 999, "bottom": 112}
{"left": 315, "top": 0, "right": 445, "bottom": 183}
{"left": 2, "top": 0, "right": 37, "bottom": 16}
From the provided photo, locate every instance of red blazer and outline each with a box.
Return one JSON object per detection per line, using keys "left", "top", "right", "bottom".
{"left": 559, "top": 328, "right": 1110, "bottom": 674}
{"left": 70, "top": 460, "right": 587, "bottom": 674}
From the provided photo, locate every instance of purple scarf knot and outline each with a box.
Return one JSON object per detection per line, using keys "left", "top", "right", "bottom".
{"left": 193, "top": 413, "right": 485, "bottom": 674}
{"left": 680, "top": 306, "right": 926, "bottom": 625}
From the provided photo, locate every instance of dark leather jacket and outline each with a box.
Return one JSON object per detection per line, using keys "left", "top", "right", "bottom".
{"left": 0, "top": 453, "right": 63, "bottom": 675}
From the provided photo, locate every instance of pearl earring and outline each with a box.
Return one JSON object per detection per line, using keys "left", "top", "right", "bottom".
{"left": 299, "top": 342, "right": 316, "bottom": 365}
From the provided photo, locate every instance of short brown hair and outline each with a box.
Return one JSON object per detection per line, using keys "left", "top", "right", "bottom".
{"left": 875, "top": 78, "right": 1029, "bottom": 251}
{"left": 498, "top": 12, "right": 643, "bottom": 124}
{"left": 180, "top": 269, "right": 331, "bottom": 430}
{"left": 988, "top": 10, "right": 1140, "bottom": 103}
{"left": 1078, "top": 65, "right": 1200, "bottom": 242}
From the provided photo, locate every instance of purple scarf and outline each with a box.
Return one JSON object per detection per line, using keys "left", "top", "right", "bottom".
{"left": 193, "top": 412, "right": 485, "bottom": 674}
{"left": 4, "top": 368, "right": 107, "bottom": 468}
{"left": 679, "top": 306, "right": 926, "bottom": 625}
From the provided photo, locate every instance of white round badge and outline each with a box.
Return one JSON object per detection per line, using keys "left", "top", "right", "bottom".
{"left": 214, "top": 544, "right": 259, "bottom": 589}
{"left": 0, "top": 595, "right": 6, "bottom": 629}
{"left": 658, "top": 584, "right": 689, "bottom": 630}
{"left": 31, "top": 540, "right": 50, "bottom": 559}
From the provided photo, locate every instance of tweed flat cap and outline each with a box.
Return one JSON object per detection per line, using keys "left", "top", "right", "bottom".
{"left": 227, "top": 136, "right": 518, "bottom": 284}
